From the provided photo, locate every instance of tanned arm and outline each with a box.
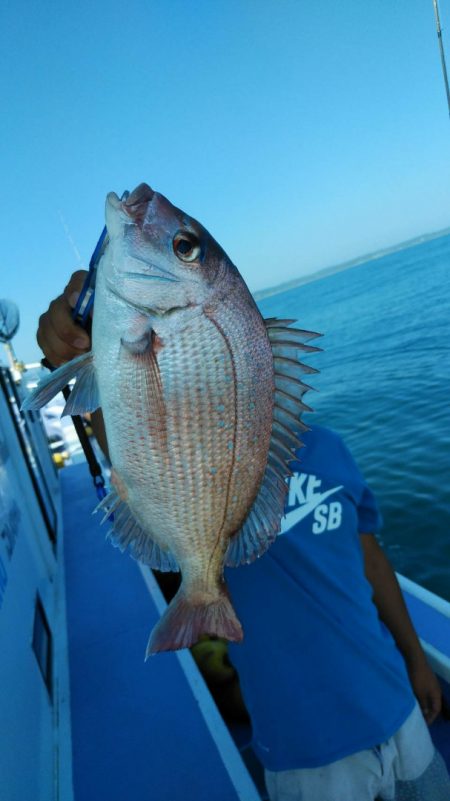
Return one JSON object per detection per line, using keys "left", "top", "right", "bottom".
{"left": 361, "top": 533, "right": 442, "bottom": 724}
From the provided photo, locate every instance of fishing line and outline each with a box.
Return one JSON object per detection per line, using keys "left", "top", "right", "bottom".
{"left": 57, "top": 209, "right": 85, "bottom": 267}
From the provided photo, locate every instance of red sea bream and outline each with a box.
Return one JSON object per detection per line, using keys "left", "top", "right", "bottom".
{"left": 24, "top": 183, "right": 320, "bottom": 655}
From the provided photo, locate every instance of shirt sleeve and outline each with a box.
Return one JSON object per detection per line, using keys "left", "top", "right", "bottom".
{"left": 357, "top": 485, "right": 383, "bottom": 533}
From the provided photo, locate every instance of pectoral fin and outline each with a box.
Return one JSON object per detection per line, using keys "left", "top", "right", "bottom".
{"left": 21, "top": 351, "right": 100, "bottom": 416}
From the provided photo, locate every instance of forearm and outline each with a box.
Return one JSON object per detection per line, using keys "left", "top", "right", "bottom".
{"left": 361, "top": 534, "right": 426, "bottom": 668}
{"left": 362, "top": 533, "right": 442, "bottom": 722}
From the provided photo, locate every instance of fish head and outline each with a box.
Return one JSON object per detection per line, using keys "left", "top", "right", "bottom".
{"left": 104, "top": 183, "right": 230, "bottom": 313}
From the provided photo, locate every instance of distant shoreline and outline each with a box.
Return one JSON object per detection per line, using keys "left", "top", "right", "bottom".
{"left": 253, "top": 226, "right": 450, "bottom": 301}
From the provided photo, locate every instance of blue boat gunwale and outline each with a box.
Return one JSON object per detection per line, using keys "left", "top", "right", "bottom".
{"left": 397, "top": 573, "right": 450, "bottom": 684}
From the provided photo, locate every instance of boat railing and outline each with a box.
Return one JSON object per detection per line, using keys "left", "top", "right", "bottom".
{"left": 397, "top": 572, "right": 450, "bottom": 684}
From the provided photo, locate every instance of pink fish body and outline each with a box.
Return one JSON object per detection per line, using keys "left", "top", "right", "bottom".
{"left": 24, "top": 184, "right": 319, "bottom": 655}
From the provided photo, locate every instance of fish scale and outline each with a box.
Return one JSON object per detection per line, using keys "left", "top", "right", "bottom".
{"left": 23, "top": 182, "right": 319, "bottom": 655}
{"left": 155, "top": 317, "right": 238, "bottom": 547}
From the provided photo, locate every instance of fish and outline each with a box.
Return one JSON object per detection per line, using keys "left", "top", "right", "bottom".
{"left": 23, "top": 183, "right": 320, "bottom": 656}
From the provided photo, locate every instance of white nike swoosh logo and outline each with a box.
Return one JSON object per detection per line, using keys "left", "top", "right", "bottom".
{"left": 280, "top": 485, "right": 343, "bottom": 534}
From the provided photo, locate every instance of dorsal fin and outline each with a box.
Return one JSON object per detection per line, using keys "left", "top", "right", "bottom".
{"left": 225, "top": 318, "right": 320, "bottom": 566}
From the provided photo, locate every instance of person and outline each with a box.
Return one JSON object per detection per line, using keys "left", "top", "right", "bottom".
{"left": 224, "top": 423, "right": 450, "bottom": 800}
{"left": 37, "top": 270, "right": 450, "bottom": 801}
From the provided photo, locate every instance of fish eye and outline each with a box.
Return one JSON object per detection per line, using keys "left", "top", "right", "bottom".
{"left": 173, "top": 232, "right": 202, "bottom": 263}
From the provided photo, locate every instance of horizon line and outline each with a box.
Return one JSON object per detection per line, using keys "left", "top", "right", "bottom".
{"left": 253, "top": 225, "right": 450, "bottom": 301}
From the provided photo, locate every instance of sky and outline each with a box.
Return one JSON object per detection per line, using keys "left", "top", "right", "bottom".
{"left": 1, "top": 0, "right": 450, "bottom": 363}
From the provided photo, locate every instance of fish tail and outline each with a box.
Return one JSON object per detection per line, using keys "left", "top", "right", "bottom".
{"left": 146, "top": 586, "right": 243, "bottom": 657}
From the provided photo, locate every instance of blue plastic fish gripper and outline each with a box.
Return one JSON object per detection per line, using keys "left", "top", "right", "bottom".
{"left": 72, "top": 226, "right": 108, "bottom": 325}
{"left": 72, "top": 190, "right": 129, "bottom": 326}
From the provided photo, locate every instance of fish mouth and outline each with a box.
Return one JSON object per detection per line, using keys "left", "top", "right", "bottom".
{"left": 107, "top": 191, "right": 127, "bottom": 210}
{"left": 124, "top": 183, "right": 154, "bottom": 208}
{"left": 107, "top": 184, "right": 155, "bottom": 217}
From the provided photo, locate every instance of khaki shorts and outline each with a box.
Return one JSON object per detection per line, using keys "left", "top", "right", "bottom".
{"left": 264, "top": 703, "right": 450, "bottom": 801}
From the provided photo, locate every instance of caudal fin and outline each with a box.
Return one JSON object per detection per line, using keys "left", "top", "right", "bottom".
{"left": 146, "top": 587, "right": 243, "bottom": 657}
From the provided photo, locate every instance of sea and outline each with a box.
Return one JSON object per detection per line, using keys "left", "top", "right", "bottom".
{"left": 256, "top": 232, "right": 450, "bottom": 602}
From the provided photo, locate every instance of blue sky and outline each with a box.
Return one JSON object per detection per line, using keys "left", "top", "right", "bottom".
{"left": 2, "top": 0, "right": 450, "bottom": 362}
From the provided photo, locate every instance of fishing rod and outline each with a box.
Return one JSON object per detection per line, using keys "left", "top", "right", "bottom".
{"left": 432, "top": 0, "right": 450, "bottom": 116}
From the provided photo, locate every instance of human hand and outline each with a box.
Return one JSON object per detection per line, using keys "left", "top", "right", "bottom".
{"left": 408, "top": 659, "right": 442, "bottom": 724}
{"left": 37, "top": 270, "right": 91, "bottom": 367}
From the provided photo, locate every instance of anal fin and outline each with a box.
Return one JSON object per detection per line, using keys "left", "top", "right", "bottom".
{"left": 94, "top": 488, "right": 179, "bottom": 573}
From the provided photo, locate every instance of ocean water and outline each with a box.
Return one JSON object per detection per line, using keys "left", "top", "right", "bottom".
{"left": 257, "top": 234, "right": 450, "bottom": 602}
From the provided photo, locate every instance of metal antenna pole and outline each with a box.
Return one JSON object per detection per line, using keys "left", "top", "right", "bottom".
{"left": 433, "top": 0, "right": 450, "bottom": 116}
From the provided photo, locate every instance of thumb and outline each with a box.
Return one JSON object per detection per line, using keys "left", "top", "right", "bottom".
{"left": 64, "top": 270, "right": 89, "bottom": 309}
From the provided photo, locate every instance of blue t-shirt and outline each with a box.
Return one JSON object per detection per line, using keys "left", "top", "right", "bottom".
{"left": 225, "top": 424, "right": 415, "bottom": 771}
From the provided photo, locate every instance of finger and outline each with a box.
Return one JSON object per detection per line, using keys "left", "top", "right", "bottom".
{"left": 37, "top": 339, "right": 68, "bottom": 370}
{"left": 421, "top": 695, "right": 441, "bottom": 725}
{"left": 38, "top": 316, "right": 89, "bottom": 367}
{"left": 428, "top": 692, "right": 442, "bottom": 724}
{"left": 63, "top": 270, "right": 89, "bottom": 308}
{"left": 423, "top": 708, "right": 438, "bottom": 725}
{"left": 46, "top": 296, "right": 91, "bottom": 349}
{"left": 47, "top": 312, "right": 90, "bottom": 358}
{"left": 37, "top": 325, "right": 69, "bottom": 369}
{"left": 37, "top": 328, "right": 75, "bottom": 368}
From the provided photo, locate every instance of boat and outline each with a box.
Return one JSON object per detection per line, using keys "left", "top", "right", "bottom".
{"left": 0, "top": 359, "right": 449, "bottom": 801}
